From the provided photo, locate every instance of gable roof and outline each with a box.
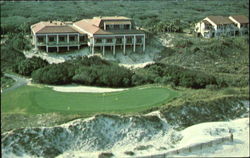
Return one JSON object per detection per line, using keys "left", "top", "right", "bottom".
{"left": 230, "top": 15, "right": 249, "bottom": 24}
{"left": 74, "top": 19, "right": 108, "bottom": 35}
{"left": 202, "top": 20, "right": 211, "bottom": 25}
{"left": 31, "top": 21, "right": 85, "bottom": 34}
{"left": 207, "top": 16, "right": 233, "bottom": 25}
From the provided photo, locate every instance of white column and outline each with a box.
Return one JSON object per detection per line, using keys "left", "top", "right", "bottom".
{"left": 129, "top": 24, "right": 131, "bottom": 30}
{"left": 133, "top": 35, "right": 136, "bottom": 52}
{"left": 123, "top": 36, "right": 126, "bottom": 55}
{"left": 57, "top": 34, "right": 59, "bottom": 52}
{"left": 46, "top": 34, "right": 48, "bottom": 52}
{"left": 104, "top": 23, "right": 106, "bottom": 30}
{"left": 103, "top": 46, "right": 105, "bottom": 56}
{"left": 92, "top": 37, "right": 95, "bottom": 55}
{"left": 46, "top": 34, "right": 48, "bottom": 44}
{"left": 143, "top": 35, "right": 145, "bottom": 52}
{"left": 67, "top": 34, "right": 70, "bottom": 51}
{"left": 34, "top": 35, "right": 37, "bottom": 49}
{"left": 113, "top": 45, "right": 115, "bottom": 56}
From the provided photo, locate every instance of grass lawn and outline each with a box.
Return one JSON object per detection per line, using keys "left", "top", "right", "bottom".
{"left": 1, "top": 85, "right": 179, "bottom": 115}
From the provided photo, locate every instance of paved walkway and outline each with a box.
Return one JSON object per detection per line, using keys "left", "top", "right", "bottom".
{"left": 2, "top": 73, "right": 31, "bottom": 93}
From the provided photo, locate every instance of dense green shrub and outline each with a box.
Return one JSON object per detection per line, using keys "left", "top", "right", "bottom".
{"left": 32, "top": 56, "right": 133, "bottom": 87}
{"left": 13, "top": 57, "right": 49, "bottom": 76}
{"left": 142, "top": 63, "right": 217, "bottom": 89}
{"left": 206, "top": 84, "right": 220, "bottom": 91}
{"left": 173, "top": 39, "right": 193, "bottom": 48}
{"left": 149, "top": 20, "right": 184, "bottom": 33}
{"left": 5, "top": 32, "right": 31, "bottom": 51}
{"left": 72, "top": 65, "right": 134, "bottom": 87}
{"left": 32, "top": 63, "right": 74, "bottom": 85}
{"left": 1, "top": 46, "right": 26, "bottom": 71}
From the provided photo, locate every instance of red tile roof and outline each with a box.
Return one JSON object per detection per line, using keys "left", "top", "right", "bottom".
{"left": 32, "top": 17, "right": 144, "bottom": 36}
{"left": 74, "top": 19, "right": 108, "bottom": 35}
{"left": 31, "top": 21, "right": 86, "bottom": 34}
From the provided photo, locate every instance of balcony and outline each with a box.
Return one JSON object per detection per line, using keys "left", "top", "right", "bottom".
{"left": 39, "top": 41, "right": 81, "bottom": 46}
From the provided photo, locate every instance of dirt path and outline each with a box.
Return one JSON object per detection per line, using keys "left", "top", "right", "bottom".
{"left": 2, "top": 73, "right": 31, "bottom": 93}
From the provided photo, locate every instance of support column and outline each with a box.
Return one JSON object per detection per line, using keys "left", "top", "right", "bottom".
{"left": 92, "top": 37, "right": 95, "bottom": 55}
{"left": 67, "top": 34, "right": 69, "bottom": 51}
{"left": 104, "top": 23, "right": 106, "bottom": 30}
{"left": 143, "top": 35, "right": 145, "bottom": 52}
{"left": 34, "top": 35, "right": 37, "bottom": 49}
{"left": 46, "top": 34, "right": 48, "bottom": 44}
{"left": 123, "top": 36, "right": 126, "bottom": 55}
{"left": 113, "top": 45, "right": 115, "bottom": 56}
{"left": 46, "top": 34, "right": 48, "bottom": 53}
{"left": 103, "top": 46, "right": 105, "bottom": 56}
{"left": 57, "top": 34, "right": 59, "bottom": 52}
{"left": 133, "top": 35, "right": 136, "bottom": 52}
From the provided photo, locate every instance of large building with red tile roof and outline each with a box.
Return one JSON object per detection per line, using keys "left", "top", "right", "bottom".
{"left": 31, "top": 16, "right": 145, "bottom": 54}
{"left": 194, "top": 15, "right": 249, "bottom": 38}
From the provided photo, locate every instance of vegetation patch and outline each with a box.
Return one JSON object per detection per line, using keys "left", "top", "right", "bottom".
{"left": 161, "top": 95, "right": 249, "bottom": 129}
{"left": 1, "top": 75, "right": 15, "bottom": 89}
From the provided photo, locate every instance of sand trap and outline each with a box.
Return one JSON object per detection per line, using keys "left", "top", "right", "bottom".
{"left": 119, "top": 61, "right": 155, "bottom": 69}
{"left": 48, "top": 85, "right": 128, "bottom": 93}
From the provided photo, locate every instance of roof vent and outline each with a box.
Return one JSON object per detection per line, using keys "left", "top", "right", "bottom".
{"left": 50, "top": 21, "right": 52, "bottom": 23}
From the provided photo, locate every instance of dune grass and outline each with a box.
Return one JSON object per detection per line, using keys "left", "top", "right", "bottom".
{"left": 1, "top": 85, "right": 179, "bottom": 115}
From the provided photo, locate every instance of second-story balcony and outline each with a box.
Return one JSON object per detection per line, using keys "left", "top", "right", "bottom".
{"left": 37, "top": 41, "right": 86, "bottom": 46}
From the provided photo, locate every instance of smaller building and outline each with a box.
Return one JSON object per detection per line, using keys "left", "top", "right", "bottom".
{"left": 195, "top": 16, "right": 236, "bottom": 38}
{"left": 229, "top": 15, "right": 249, "bottom": 35}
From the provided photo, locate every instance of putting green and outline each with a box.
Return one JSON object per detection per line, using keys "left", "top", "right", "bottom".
{"left": 1, "top": 85, "right": 179, "bottom": 115}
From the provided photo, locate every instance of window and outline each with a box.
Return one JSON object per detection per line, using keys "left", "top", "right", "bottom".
{"left": 106, "top": 38, "right": 113, "bottom": 43}
{"left": 69, "top": 36, "right": 75, "bottom": 41}
{"left": 136, "top": 37, "right": 142, "bottom": 43}
{"left": 124, "top": 24, "right": 130, "bottom": 29}
{"left": 114, "top": 25, "right": 120, "bottom": 30}
{"left": 126, "top": 37, "right": 132, "bottom": 43}
{"left": 116, "top": 38, "right": 122, "bottom": 43}
{"left": 37, "top": 37, "right": 44, "bottom": 42}
{"left": 59, "top": 36, "right": 65, "bottom": 42}
{"left": 106, "top": 25, "right": 110, "bottom": 30}
{"left": 96, "top": 38, "right": 102, "bottom": 43}
{"left": 80, "top": 36, "right": 85, "bottom": 42}
{"left": 49, "top": 37, "right": 55, "bottom": 42}
{"left": 108, "top": 25, "right": 114, "bottom": 29}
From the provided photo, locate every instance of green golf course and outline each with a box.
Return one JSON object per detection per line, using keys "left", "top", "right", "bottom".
{"left": 1, "top": 85, "right": 180, "bottom": 115}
